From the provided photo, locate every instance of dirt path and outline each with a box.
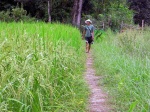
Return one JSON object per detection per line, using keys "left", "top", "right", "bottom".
{"left": 85, "top": 52, "right": 111, "bottom": 112}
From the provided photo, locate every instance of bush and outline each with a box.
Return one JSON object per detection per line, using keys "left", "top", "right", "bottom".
{"left": 0, "top": 7, "right": 35, "bottom": 22}
{"left": 0, "top": 11, "right": 12, "bottom": 22}
{"left": 11, "top": 7, "right": 27, "bottom": 22}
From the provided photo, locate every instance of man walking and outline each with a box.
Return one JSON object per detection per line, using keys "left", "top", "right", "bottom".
{"left": 82, "top": 19, "right": 94, "bottom": 53}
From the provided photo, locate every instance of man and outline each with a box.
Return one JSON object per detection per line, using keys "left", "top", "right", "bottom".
{"left": 82, "top": 19, "right": 94, "bottom": 53}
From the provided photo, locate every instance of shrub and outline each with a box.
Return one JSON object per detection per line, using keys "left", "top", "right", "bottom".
{"left": 0, "top": 7, "right": 35, "bottom": 22}
{"left": 0, "top": 11, "right": 12, "bottom": 22}
{"left": 11, "top": 7, "right": 27, "bottom": 22}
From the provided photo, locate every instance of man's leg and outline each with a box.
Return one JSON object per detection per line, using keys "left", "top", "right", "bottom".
{"left": 88, "top": 44, "right": 91, "bottom": 53}
{"left": 86, "top": 42, "right": 89, "bottom": 53}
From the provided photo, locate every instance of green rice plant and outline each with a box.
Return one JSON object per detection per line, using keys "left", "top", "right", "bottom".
{"left": 93, "top": 29, "right": 150, "bottom": 112}
{"left": 0, "top": 22, "right": 88, "bottom": 112}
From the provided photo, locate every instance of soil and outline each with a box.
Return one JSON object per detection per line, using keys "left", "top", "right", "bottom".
{"left": 84, "top": 52, "right": 112, "bottom": 112}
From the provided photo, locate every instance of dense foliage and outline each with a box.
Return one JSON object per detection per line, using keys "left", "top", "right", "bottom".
{"left": 3, "top": 0, "right": 150, "bottom": 27}
{"left": 129, "top": 0, "right": 150, "bottom": 26}
{"left": 0, "top": 0, "right": 134, "bottom": 30}
{"left": 0, "top": 0, "right": 74, "bottom": 22}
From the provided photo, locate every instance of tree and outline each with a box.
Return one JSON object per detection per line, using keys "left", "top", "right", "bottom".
{"left": 47, "top": 0, "right": 51, "bottom": 22}
{"left": 0, "top": 0, "right": 134, "bottom": 28}
{"left": 128, "top": 0, "right": 150, "bottom": 26}
{"left": 72, "top": 0, "right": 83, "bottom": 27}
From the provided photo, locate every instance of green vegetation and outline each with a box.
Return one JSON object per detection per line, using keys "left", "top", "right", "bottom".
{"left": 93, "top": 29, "right": 150, "bottom": 111}
{"left": 0, "top": 7, "right": 35, "bottom": 22}
{"left": 0, "top": 22, "right": 88, "bottom": 112}
{"left": 1, "top": 0, "right": 134, "bottom": 29}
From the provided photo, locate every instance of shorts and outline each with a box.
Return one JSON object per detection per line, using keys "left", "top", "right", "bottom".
{"left": 85, "top": 36, "right": 93, "bottom": 44}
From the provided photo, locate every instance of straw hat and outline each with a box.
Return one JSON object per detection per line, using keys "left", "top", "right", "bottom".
{"left": 85, "top": 19, "right": 92, "bottom": 24}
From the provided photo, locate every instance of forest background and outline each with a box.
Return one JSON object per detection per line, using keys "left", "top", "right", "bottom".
{"left": 1, "top": 0, "right": 150, "bottom": 30}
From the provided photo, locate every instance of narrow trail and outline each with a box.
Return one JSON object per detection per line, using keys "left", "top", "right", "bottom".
{"left": 84, "top": 52, "right": 111, "bottom": 112}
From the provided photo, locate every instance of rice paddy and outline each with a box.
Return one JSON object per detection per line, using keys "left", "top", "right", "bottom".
{"left": 0, "top": 22, "right": 88, "bottom": 112}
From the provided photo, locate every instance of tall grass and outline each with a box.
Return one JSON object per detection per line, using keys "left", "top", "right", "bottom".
{"left": 0, "top": 22, "right": 88, "bottom": 112}
{"left": 93, "top": 29, "right": 150, "bottom": 111}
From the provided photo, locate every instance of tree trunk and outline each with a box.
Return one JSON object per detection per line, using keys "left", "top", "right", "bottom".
{"left": 48, "top": 0, "right": 51, "bottom": 22}
{"left": 76, "top": 0, "right": 83, "bottom": 27}
{"left": 72, "top": 0, "right": 78, "bottom": 26}
{"left": 72, "top": 0, "right": 83, "bottom": 27}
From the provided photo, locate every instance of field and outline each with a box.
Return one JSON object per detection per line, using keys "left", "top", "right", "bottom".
{"left": 93, "top": 29, "right": 150, "bottom": 111}
{"left": 0, "top": 22, "right": 88, "bottom": 112}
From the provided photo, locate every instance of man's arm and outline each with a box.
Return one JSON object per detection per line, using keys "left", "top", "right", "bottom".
{"left": 82, "top": 30, "right": 86, "bottom": 40}
{"left": 91, "top": 32, "right": 94, "bottom": 40}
